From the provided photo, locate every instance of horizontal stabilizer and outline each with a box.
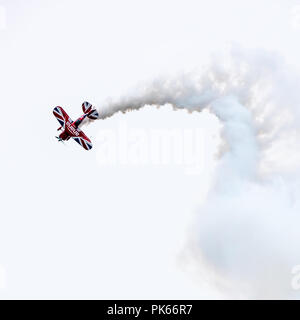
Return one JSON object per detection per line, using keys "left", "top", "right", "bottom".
{"left": 87, "top": 109, "right": 99, "bottom": 120}
{"left": 82, "top": 101, "right": 99, "bottom": 120}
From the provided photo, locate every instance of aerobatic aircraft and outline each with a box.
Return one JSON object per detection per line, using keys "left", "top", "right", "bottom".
{"left": 53, "top": 101, "right": 99, "bottom": 150}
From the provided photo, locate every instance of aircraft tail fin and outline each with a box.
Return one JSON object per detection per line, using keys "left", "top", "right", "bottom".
{"left": 82, "top": 101, "right": 99, "bottom": 120}
{"left": 82, "top": 101, "right": 93, "bottom": 114}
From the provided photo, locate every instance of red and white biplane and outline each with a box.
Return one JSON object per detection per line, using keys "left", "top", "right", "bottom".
{"left": 53, "top": 102, "right": 99, "bottom": 151}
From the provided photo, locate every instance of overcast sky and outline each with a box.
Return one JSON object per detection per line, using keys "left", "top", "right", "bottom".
{"left": 0, "top": 0, "right": 300, "bottom": 299}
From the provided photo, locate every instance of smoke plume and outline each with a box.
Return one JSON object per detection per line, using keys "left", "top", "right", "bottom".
{"left": 96, "top": 48, "right": 300, "bottom": 298}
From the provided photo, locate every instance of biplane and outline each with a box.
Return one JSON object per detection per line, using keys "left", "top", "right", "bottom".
{"left": 53, "top": 102, "right": 99, "bottom": 150}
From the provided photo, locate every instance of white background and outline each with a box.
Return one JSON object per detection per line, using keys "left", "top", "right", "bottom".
{"left": 0, "top": 0, "right": 300, "bottom": 299}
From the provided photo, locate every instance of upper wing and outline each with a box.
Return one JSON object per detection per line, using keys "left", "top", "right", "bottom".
{"left": 72, "top": 130, "right": 93, "bottom": 151}
{"left": 53, "top": 106, "right": 73, "bottom": 128}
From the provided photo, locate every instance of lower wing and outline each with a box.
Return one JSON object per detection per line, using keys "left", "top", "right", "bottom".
{"left": 72, "top": 131, "right": 93, "bottom": 151}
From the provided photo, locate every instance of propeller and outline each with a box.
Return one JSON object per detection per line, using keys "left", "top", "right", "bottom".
{"left": 55, "top": 136, "right": 66, "bottom": 145}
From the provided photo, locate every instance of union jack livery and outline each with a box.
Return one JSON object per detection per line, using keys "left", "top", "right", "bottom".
{"left": 53, "top": 102, "right": 99, "bottom": 150}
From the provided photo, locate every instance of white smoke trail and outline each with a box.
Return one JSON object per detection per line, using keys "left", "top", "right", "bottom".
{"left": 95, "top": 48, "right": 300, "bottom": 298}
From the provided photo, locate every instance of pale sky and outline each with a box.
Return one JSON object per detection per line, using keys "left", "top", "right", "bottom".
{"left": 0, "top": 0, "right": 300, "bottom": 299}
